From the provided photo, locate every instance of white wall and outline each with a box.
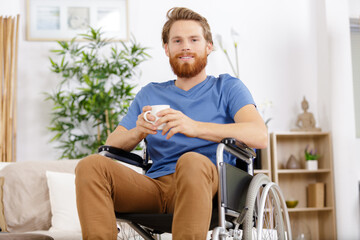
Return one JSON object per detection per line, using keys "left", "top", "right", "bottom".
{"left": 2, "top": 0, "right": 323, "bottom": 161}
{"left": 1, "top": 0, "right": 359, "bottom": 238}
{"left": 326, "top": 0, "right": 360, "bottom": 238}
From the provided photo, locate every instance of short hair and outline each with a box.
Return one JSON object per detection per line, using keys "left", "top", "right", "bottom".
{"left": 162, "top": 7, "right": 213, "bottom": 46}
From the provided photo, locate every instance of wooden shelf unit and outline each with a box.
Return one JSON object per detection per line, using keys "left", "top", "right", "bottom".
{"left": 270, "top": 132, "right": 337, "bottom": 240}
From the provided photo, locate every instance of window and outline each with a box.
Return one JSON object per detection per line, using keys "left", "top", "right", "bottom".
{"left": 350, "top": 18, "right": 360, "bottom": 138}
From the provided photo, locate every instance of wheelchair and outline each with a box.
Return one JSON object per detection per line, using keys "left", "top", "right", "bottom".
{"left": 98, "top": 138, "right": 292, "bottom": 240}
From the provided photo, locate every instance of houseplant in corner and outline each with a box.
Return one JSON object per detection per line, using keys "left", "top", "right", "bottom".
{"left": 47, "top": 27, "right": 149, "bottom": 159}
{"left": 304, "top": 145, "right": 320, "bottom": 170}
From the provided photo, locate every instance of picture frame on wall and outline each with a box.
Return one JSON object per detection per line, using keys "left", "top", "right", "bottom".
{"left": 26, "top": 0, "right": 129, "bottom": 41}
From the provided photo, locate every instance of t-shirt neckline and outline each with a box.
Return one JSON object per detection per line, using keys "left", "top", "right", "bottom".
{"left": 171, "top": 76, "right": 211, "bottom": 95}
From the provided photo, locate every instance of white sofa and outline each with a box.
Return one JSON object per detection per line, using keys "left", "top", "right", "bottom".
{"left": 0, "top": 160, "right": 82, "bottom": 240}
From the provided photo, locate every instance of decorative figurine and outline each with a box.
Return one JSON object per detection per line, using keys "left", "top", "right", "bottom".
{"left": 292, "top": 97, "right": 321, "bottom": 132}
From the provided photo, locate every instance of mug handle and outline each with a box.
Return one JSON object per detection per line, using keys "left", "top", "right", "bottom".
{"left": 143, "top": 111, "right": 154, "bottom": 124}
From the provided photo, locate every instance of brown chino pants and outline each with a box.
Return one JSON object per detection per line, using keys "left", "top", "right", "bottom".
{"left": 75, "top": 151, "right": 219, "bottom": 240}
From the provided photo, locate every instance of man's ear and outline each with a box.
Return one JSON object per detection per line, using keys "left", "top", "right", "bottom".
{"left": 164, "top": 43, "right": 170, "bottom": 57}
{"left": 206, "top": 42, "right": 213, "bottom": 56}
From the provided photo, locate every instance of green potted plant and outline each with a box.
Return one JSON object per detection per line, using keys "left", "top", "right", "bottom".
{"left": 304, "top": 145, "right": 320, "bottom": 170}
{"left": 47, "top": 27, "right": 149, "bottom": 159}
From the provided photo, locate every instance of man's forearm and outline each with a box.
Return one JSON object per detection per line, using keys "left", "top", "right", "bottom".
{"left": 193, "top": 104, "right": 268, "bottom": 149}
{"left": 105, "top": 126, "right": 146, "bottom": 152}
{"left": 195, "top": 121, "right": 268, "bottom": 149}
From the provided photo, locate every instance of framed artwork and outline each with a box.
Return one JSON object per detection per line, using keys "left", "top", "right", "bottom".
{"left": 26, "top": 0, "right": 129, "bottom": 41}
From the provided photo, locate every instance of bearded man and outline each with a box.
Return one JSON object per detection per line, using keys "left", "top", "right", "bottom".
{"left": 75, "top": 7, "right": 267, "bottom": 240}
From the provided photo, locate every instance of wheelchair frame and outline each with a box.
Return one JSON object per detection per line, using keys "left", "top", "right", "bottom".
{"left": 99, "top": 138, "right": 291, "bottom": 240}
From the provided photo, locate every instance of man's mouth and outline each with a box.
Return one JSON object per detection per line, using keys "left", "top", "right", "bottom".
{"left": 179, "top": 56, "right": 194, "bottom": 60}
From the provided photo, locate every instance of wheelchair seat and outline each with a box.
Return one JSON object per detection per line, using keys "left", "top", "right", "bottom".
{"left": 115, "top": 204, "right": 221, "bottom": 234}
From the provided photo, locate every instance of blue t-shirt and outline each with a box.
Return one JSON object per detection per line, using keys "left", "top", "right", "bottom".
{"left": 120, "top": 74, "right": 255, "bottom": 179}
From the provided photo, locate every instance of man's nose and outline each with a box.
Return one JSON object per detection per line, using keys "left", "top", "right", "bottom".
{"left": 181, "top": 41, "right": 190, "bottom": 51}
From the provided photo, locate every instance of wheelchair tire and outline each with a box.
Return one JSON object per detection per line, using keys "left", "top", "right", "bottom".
{"left": 256, "top": 183, "right": 292, "bottom": 240}
{"left": 243, "top": 173, "right": 270, "bottom": 240}
{"left": 256, "top": 183, "right": 285, "bottom": 240}
{"left": 243, "top": 173, "right": 291, "bottom": 240}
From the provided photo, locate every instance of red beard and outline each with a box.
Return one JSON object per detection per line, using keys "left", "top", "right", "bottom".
{"left": 169, "top": 51, "right": 207, "bottom": 78}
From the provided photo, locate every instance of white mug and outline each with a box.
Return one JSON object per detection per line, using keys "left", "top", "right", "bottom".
{"left": 143, "top": 105, "right": 170, "bottom": 130}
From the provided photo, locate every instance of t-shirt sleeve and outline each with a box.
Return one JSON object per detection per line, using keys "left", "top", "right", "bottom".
{"left": 222, "top": 74, "right": 255, "bottom": 118}
{"left": 119, "top": 88, "right": 146, "bottom": 130}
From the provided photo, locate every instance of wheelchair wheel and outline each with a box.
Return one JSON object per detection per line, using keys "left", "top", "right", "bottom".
{"left": 243, "top": 174, "right": 291, "bottom": 240}
{"left": 255, "top": 182, "right": 291, "bottom": 240}
{"left": 117, "top": 222, "right": 144, "bottom": 240}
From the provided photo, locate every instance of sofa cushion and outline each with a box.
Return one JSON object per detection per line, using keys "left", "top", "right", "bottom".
{"left": 0, "top": 160, "right": 80, "bottom": 232}
{"left": 46, "top": 171, "right": 81, "bottom": 232}
{"left": 0, "top": 233, "right": 54, "bottom": 240}
{"left": 0, "top": 177, "right": 7, "bottom": 232}
{"left": 29, "top": 230, "right": 82, "bottom": 240}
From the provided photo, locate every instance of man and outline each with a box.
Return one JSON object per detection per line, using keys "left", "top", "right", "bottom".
{"left": 75, "top": 7, "right": 267, "bottom": 240}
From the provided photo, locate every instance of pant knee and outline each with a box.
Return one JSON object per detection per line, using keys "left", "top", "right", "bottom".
{"left": 175, "top": 152, "right": 217, "bottom": 185}
{"left": 75, "top": 154, "right": 112, "bottom": 186}
{"left": 76, "top": 154, "right": 102, "bottom": 175}
{"left": 176, "top": 152, "right": 213, "bottom": 173}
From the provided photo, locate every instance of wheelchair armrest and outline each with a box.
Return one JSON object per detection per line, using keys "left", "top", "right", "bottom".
{"left": 221, "top": 138, "right": 256, "bottom": 164}
{"left": 98, "top": 145, "right": 149, "bottom": 171}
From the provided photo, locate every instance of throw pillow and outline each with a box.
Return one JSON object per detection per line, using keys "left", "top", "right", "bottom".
{"left": 0, "top": 177, "right": 7, "bottom": 232}
{"left": 46, "top": 171, "right": 81, "bottom": 232}
{"left": 0, "top": 162, "right": 13, "bottom": 231}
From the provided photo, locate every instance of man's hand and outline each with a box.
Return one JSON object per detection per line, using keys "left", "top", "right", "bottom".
{"left": 105, "top": 106, "right": 159, "bottom": 151}
{"left": 135, "top": 106, "right": 158, "bottom": 136}
{"left": 156, "top": 108, "right": 199, "bottom": 139}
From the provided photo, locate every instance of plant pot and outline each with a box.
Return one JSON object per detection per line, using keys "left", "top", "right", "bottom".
{"left": 306, "top": 160, "right": 318, "bottom": 170}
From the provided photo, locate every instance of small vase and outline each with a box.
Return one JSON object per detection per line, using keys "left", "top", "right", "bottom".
{"left": 286, "top": 155, "right": 300, "bottom": 169}
{"left": 306, "top": 160, "right": 318, "bottom": 170}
